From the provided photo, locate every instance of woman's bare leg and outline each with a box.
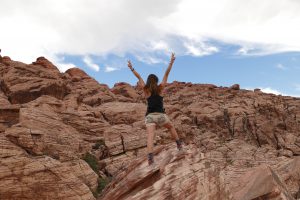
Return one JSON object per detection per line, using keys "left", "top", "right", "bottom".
{"left": 163, "top": 122, "right": 179, "bottom": 140}
{"left": 146, "top": 124, "right": 156, "bottom": 153}
{"left": 146, "top": 124, "right": 156, "bottom": 165}
{"left": 163, "top": 122, "right": 182, "bottom": 150}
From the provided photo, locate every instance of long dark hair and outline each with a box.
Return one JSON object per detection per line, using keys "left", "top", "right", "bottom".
{"left": 144, "top": 74, "right": 161, "bottom": 95}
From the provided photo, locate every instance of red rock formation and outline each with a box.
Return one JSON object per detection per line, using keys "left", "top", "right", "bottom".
{"left": 0, "top": 134, "right": 97, "bottom": 200}
{"left": 1, "top": 56, "right": 300, "bottom": 199}
{"left": 32, "top": 56, "right": 60, "bottom": 71}
{"left": 63, "top": 67, "right": 115, "bottom": 107}
{"left": 66, "top": 67, "right": 90, "bottom": 79}
{"left": 230, "top": 164, "right": 295, "bottom": 200}
{"left": 0, "top": 57, "right": 69, "bottom": 104}
{"left": 111, "top": 82, "right": 140, "bottom": 101}
{"left": 2, "top": 56, "right": 12, "bottom": 65}
{"left": 230, "top": 83, "right": 240, "bottom": 90}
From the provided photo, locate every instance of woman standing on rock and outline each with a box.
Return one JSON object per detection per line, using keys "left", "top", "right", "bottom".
{"left": 128, "top": 53, "right": 183, "bottom": 165}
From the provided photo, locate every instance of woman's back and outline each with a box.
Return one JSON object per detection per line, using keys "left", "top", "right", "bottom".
{"left": 146, "top": 94, "right": 165, "bottom": 116}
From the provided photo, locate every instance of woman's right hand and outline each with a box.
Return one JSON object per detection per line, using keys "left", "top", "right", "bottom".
{"left": 127, "top": 60, "right": 133, "bottom": 70}
{"left": 170, "top": 52, "right": 176, "bottom": 64}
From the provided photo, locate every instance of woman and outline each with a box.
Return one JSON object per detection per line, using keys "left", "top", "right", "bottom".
{"left": 127, "top": 53, "right": 183, "bottom": 165}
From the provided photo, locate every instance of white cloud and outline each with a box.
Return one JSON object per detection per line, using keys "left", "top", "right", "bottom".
{"left": 83, "top": 56, "right": 100, "bottom": 72}
{"left": 46, "top": 55, "right": 77, "bottom": 72}
{"left": 260, "top": 87, "right": 282, "bottom": 95}
{"left": 184, "top": 40, "right": 218, "bottom": 56}
{"left": 150, "top": 41, "right": 169, "bottom": 52}
{"left": 157, "top": 0, "right": 300, "bottom": 55}
{"left": 135, "top": 55, "right": 167, "bottom": 65}
{"left": 1, "top": 0, "right": 300, "bottom": 64}
{"left": 0, "top": 0, "right": 180, "bottom": 65}
{"left": 104, "top": 65, "right": 119, "bottom": 72}
{"left": 237, "top": 47, "right": 250, "bottom": 55}
{"left": 247, "top": 87, "right": 300, "bottom": 97}
{"left": 276, "top": 63, "right": 287, "bottom": 70}
{"left": 58, "top": 63, "right": 77, "bottom": 72}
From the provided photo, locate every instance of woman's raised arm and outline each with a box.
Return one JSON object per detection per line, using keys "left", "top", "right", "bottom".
{"left": 161, "top": 53, "right": 176, "bottom": 87}
{"left": 127, "top": 60, "right": 145, "bottom": 87}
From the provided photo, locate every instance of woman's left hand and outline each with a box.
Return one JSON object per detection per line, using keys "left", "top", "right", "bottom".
{"left": 127, "top": 60, "right": 133, "bottom": 70}
{"left": 170, "top": 52, "right": 176, "bottom": 63}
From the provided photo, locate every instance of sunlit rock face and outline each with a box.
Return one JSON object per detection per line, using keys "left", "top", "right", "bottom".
{"left": 1, "top": 57, "right": 300, "bottom": 200}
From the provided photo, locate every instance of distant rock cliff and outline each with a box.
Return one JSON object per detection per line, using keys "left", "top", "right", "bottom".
{"left": 0, "top": 56, "right": 299, "bottom": 200}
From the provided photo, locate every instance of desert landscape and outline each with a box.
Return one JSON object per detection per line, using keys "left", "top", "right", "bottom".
{"left": 1, "top": 56, "right": 299, "bottom": 199}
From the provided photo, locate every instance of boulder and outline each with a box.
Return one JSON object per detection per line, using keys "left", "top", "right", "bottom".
{"left": 0, "top": 57, "right": 69, "bottom": 104}
{"left": 0, "top": 135, "right": 96, "bottom": 200}
{"left": 230, "top": 84, "right": 240, "bottom": 90}
{"left": 112, "top": 82, "right": 140, "bottom": 100}
{"left": 231, "top": 165, "right": 294, "bottom": 200}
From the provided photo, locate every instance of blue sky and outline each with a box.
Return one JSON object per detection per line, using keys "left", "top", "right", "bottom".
{"left": 63, "top": 48, "right": 300, "bottom": 96}
{"left": 1, "top": 0, "right": 300, "bottom": 96}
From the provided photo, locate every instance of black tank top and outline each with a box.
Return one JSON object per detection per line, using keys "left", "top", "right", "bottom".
{"left": 145, "top": 94, "right": 165, "bottom": 116}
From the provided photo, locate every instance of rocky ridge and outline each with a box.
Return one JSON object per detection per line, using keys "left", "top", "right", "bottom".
{"left": 0, "top": 56, "right": 300, "bottom": 200}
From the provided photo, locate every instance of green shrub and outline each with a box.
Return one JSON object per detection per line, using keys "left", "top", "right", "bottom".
{"left": 83, "top": 152, "right": 111, "bottom": 198}
{"left": 82, "top": 152, "right": 99, "bottom": 174}
{"left": 92, "top": 177, "right": 111, "bottom": 198}
{"left": 97, "top": 177, "right": 109, "bottom": 194}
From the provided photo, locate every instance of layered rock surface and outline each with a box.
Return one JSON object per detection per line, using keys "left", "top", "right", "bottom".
{"left": 0, "top": 56, "right": 300, "bottom": 200}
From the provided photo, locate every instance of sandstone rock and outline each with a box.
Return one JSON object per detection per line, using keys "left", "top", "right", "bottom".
{"left": 32, "top": 56, "right": 59, "bottom": 71}
{"left": 254, "top": 88, "right": 261, "bottom": 92}
{"left": 111, "top": 82, "right": 140, "bottom": 100}
{"left": 230, "top": 165, "right": 294, "bottom": 200}
{"left": 0, "top": 135, "right": 96, "bottom": 200}
{"left": 2, "top": 56, "right": 12, "bottom": 65}
{"left": 1, "top": 56, "right": 300, "bottom": 200}
{"left": 60, "top": 105, "right": 110, "bottom": 137}
{"left": 5, "top": 105, "right": 82, "bottom": 160}
{"left": 98, "top": 102, "right": 146, "bottom": 124}
{"left": 276, "top": 157, "right": 300, "bottom": 197}
{"left": 64, "top": 68, "right": 115, "bottom": 107}
{"left": 104, "top": 124, "right": 147, "bottom": 156}
{"left": 0, "top": 58, "right": 69, "bottom": 104}
{"left": 0, "top": 104, "right": 19, "bottom": 132}
{"left": 66, "top": 67, "right": 90, "bottom": 79}
{"left": 0, "top": 88, "right": 10, "bottom": 106}
{"left": 101, "top": 144, "right": 227, "bottom": 200}
{"left": 62, "top": 159, "right": 99, "bottom": 192}
{"left": 101, "top": 142, "right": 299, "bottom": 200}
{"left": 278, "top": 149, "right": 294, "bottom": 157}
{"left": 230, "top": 84, "right": 240, "bottom": 90}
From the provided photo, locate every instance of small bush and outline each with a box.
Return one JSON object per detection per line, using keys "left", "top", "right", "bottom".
{"left": 82, "top": 152, "right": 99, "bottom": 174}
{"left": 92, "top": 177, "right": 111, "bottom": 198}
{"left": 97, "top": 177, "right": 109, "bottom": 194}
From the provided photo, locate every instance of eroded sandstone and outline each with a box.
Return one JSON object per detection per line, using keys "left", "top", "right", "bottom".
{"left": 1, "top": 56, "right": 300, "bottom": 200}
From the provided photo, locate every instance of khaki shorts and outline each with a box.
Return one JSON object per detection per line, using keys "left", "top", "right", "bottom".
{"left": 145, "top": 112, "right": 170, "bottom": 127}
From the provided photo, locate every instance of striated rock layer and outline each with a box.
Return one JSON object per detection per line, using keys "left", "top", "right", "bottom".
{"left": 0, "top": 56, "right": 300, "bottom": 200}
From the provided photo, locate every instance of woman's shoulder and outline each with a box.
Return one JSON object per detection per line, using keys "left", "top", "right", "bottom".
{"left": 143, "top": 88, "right": 151, "bottom": 98}
{"left": 158, "top": 84, "right": 165, "bottom": 96}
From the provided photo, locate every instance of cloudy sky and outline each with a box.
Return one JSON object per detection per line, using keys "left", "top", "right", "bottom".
{"left": 1, "top": 0, "right": 300, "bottom": 96}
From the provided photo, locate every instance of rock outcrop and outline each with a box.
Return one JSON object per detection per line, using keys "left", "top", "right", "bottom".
{"left": 0, "top": 56, "right": 300, "bottom": 200}
{"left": 64, "top": 67, "right": 115, "bottom": 107}
{"left": 0, "top": 57, "right": 69, "bottom": 104}
{"left": 0, "top": 134, "right": 97, "bottom": 200}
